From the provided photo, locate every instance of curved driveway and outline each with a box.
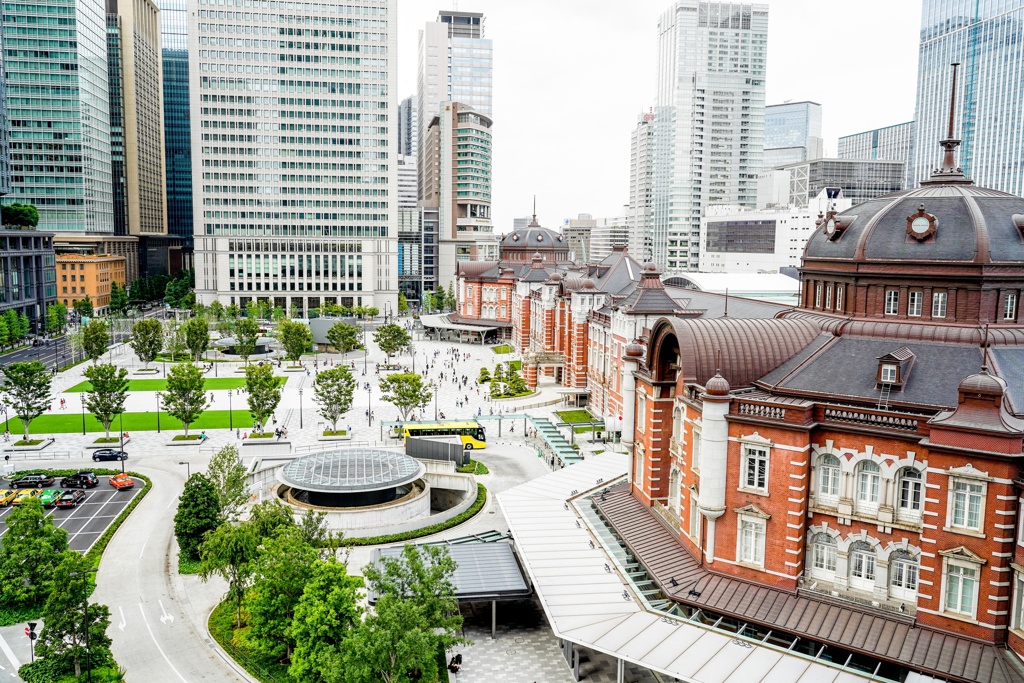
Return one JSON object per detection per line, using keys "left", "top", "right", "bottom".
{"left": 90, "top": 461, "right": 253, "bottom": 682}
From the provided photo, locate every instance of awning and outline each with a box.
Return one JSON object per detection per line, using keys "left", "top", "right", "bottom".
{"left": 554, "top": 388, "right": 591, "bottom": 395}
{"left": 419, "top": 314, "right": 497, "bottom": 334}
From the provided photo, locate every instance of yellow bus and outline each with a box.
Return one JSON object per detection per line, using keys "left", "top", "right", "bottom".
{"left": 403, "top": 421, "right": 487, "bottom": 450}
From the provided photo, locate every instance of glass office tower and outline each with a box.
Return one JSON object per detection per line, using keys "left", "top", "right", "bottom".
{"left": 157, "top": 0, "right": 191, "bottom": 241}
{"left": 3, "top": 0, "right": 114, "bottom": 232}
{"left": 911, "top": 0, "right": 1024, "bottom": 193}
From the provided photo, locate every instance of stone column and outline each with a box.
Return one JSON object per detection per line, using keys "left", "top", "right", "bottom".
{"left": 621, "top": 344, "right": 643, "bottom": 481}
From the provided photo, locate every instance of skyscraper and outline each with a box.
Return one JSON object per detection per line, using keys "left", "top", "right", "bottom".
{"left": 763, "top": 101, "right": 823, "bottom": 169}
{"left": 107, "top": 0, "right": 167, "bottom": 239}
{"left": 417, "top": 10, "right": 493, "bottom": 197}
{"left": 3, "top": 0, "right": 114, "bottom": 232}
{"left": 910, "top": 1, "right": 1024, "bottom": 193}
{"left": 189, "top": 0, "right": 397, "bottom": 314}
{"left": 838, "top": 121, "right": 915, "bottom": 189}
{"left": 628, "top": 110, "right": 655, "bottom": 262}
{"left": 156, "top": 0, "right": 192, "bottom": 244}
{"left": 650, "top": 1, "right": 768, "bottom": 271}
{"left": 397, "top": 95, "right": 417, "bottom": 158}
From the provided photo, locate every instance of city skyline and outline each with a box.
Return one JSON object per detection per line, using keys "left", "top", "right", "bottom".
{"left": 396, "top": 0, "right": 921, "bottom": 233}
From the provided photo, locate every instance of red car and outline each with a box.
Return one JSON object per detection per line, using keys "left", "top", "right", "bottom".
{"left": 54, "top": 490, "right": 87, "bottom": 508}
{"left": 109, "top": 473, "right": 135, "bottom": 490}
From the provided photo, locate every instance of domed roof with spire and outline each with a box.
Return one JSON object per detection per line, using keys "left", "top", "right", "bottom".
{"left": 498, "top": 199, "right": 573, "bottom": 265}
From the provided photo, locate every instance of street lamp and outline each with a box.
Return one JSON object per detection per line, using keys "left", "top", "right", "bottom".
{"left": 81, "top": 401, "right": 86, "bottom": 436}
{"left": 178, "top": 461, "right": 190, "bottom": 478}
{"left": 118, "top": 413, "right": 125, "bottom": 474}
{"left": 68, "top": 567, "right": 99, "bottom": 683}
{"left": 366, "top": 385, "right": 372, "bottom": 426}
{"left": 299, "top": 387, "right": 304, "bottom": 429}
{"left": 431, "top": 382, "right": 438, "bottom": 421}
{"left": 363, "top": 320, "right": 367, "bottom": 375}
{"left": 228, "top": 391, "right": 233, "bottom": 431}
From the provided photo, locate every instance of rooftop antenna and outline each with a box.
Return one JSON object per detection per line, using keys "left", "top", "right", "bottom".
{"left": 723, "top": 288, "right": 729, "bottom": 317}
{"left": 923, "top": 62, "right": 969, "bottom": 184}
{"left": 982, "top": 323, "right": 990, "bottom": 370}
{"left": 529, "top": 195, "right": 539, "bottom": 227}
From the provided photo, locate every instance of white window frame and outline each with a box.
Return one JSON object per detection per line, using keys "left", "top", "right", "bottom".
{"left": 897, "top": 468, "right": 923, "bottom": 521}
{"left": 856, "top": 461, "right": 881, "bottom": 512}
{"left": 688, "top": 489, "right": 701, "bottom": 544}
{"left": 908, "top": 291, "right": 923, "bottom": 317}
{"left": 835, "top": 286, "right": 844, "bottom": 312}
{"left": 825, "top": 285, "right": 833, "bottom": 309}
{"left": 1005, "top": 292, "right": 1018, "bottom": 320}
{"left": 814, "top": 284, "right": 821, "bottom": 308}
{"left": 741, "top": 445, "right": 769, "bottom": 493}
{"left": 884, "top": 290, "right": 899, "bottom": 315}
{"left": 692, "top": 428, "right": 702, "bottom": 472}
{"left": 880, "top": 364, "right": 897, "bottom": 383}
{"left": 942, "top": 557, "right": 980, "bottom": 619}
{"left": 809, "top": 533, "right": 837, "bottom": 580}
{"left": 849, "top": 543, "right": 877, "bottom": 592}
{"left": 668, "top": 466, "right": 682, "bottom": 516}
{"left": 948, "top": 478, "right": 985, "bottom": 532}
{"left": 1013, "top": 571, "right": 1024, "bottom": 633}
{"left": 817, "top": 454, "right": 841, "bottom": 504}
{"left": 634, "top": 444, "right": 645, "bottom": 489}
{"left": 1018, "top": 501, "right": 1024, "bottom": 546}
{"left": 636, "top": 393, "right": 646, "bottom": 432}
{"left": 737, "top": 516, "right": 766, "bottom": 567}
{"left": 889, "top": 552, "right": 919, "bottom": 602}
{"left": 932, "top": 291, "right": 947, "bottom": 318}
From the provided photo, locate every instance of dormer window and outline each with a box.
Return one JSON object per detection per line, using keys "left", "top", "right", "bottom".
{"left": 880, "top": 364, "right": 897, "bottom": 383}
{"left": 876, "top": 347, "right": 916, "bottom": 390}
{"left": 884, "top": 290, "right": 899, "bottom": 315}
{"left": 1004, "top": 292, "right": 1017, "bottom": 320}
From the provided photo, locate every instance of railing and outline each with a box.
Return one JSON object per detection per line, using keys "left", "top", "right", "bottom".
{"left": 652, "top": 499, "right": 681, "bottom": 533}
{"left": 821, "top": 407, "right": 919, "bottom": 432}
{"left": 1, "top": 450, "right": 85, "bottom": 462}
{"left": 736, "top": 402, "right": 786, "bottom": 420}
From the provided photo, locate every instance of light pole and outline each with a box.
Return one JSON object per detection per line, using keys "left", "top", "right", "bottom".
{"left": 432, "top": 382, "right": 438, "bottom": 421}
{"left": 118, "top": 413, "right": 125, "bottom": 474}
{"left": 299, "top": 387, "right": 304, "bottom": 429}
{"left": 367, "top": 385, "right": 372, "bottom": 426}
{"left": 178, "top": 461, "right": 190, "bottom": 478}
{"left": 156, "top": 393, "right": 161, "bottom": 433}
{"left": 363, "top": 320, "right": 367, "bottom": 375}
{"left": 410, "top": 342, "right": 415, "bottom": 373}
{"left": 228, "top": 391, "right": 233, "bottom": 431}
{"left": 68, "top": 567, "right": 99, "bottom": 682}
{"left": 81, "top": 401, "right": 86, "bottom": 436}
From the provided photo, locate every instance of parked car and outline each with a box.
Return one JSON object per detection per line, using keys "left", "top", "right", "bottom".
{"left": 11, "top": 489, "right": 42, "bottom": 505}
{"left": 54, "top": 490, "right": 87, "bottom": 508}
{"left": 60, "top": 472, "right": 99, "bottom": 489}
{"left": 92, "top": 449, "right": 128, "bottom": 462}
{"left": 109, "top": 473, "right": 134, "bottom": 490}
{"left": 9, "top": 474, "right": 55, "bottom": 488}
{"left": 0, "top": 489, "right": 18, "bottom": 506}
{"left": 38, "top": 489, "right": 65, "bottom": 507}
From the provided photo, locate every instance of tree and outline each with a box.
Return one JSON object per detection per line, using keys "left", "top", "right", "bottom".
{"left": 108, "top": 280, "right": 129, "bottom": 314}
{"left": 199, "top": 521, "right": 259, "bottom": 627}
{"left": 373, "top": 323, "right": 411, "bottom": 363}
{"left": 234, "top": 316, "right": 260, "bottom": 364}
{"left": 288, "top": 559, "right": 364, "bottom": 683}
{"left": 0, "top": 361, "right": 51, "bottom": 440}
{"left": 164, "top": 276, "right": 193, "bottom": 309}
{"left": 82, "top": 319, "right": 111, "bottom": 363}
{"left": 16, "top": 312, "right": 29, "bottom": 340}
{"left": 45, "top": 302, "right": 68, "bottom": 336}
{"left": 33, "top": 552, "right": 112, "bottom": 679}
{"left": 271, "top": 305, "right": 287, "bottom": 322}
{"left": 245, "top": 363, "right": 281, "bottom": 433}
{"left": 130, "top": 318, "right": 163, "bottom": 370}
{"left": 182, "top": 316, "right": 210, "bottom": 362}
{"left": 245, "top": 525, "right": 318, "bottom": 662}
{"left": 433, "top": 287, "right": 447, "bottom": 312}
{"left": 0, "top": 498, "right": 69, "bottom": 608}
{"left": 1, "top": 202, "right": 39, "bottom": 228}
{"left": 207, "top": 444, "right": 248, "bottom": 521}
{"left": 82, "top": 363, "right": 129, "bottom": 440}
{"left": 326, "top": 321, "right": 360, "bottom": 354}
{"left": 363, "top": 306, "right": 379, "bottom": 319}
{"left": 247, "top": 500, "right": 295, "bottom": 539}
{"left": 174, "top": 473, "right": 223, "bottom": 562}
{"left": 339, "top": 597, "right": 441, "bottom": 683}
{"left": 447, "top": 282, "right": 456, "bottom": 311}
{"left": 378, "top": 372, "right": 431, "bottom": 422}
{"left": 276, "top": 320, "right": 312, "bottom": 363}
{"left": 298, "top": 508, "right": 346, "bottom": 561}
{"left": 225, "top": 303, "right": 241, "bottom": 319}
{"left": 397, "top": 293, "right": 408, "bottom": 313}
{"left": 65, "top": 327, "right": 84, "bottom": 363}
{"left": 421, "top": 290, "right": 434, "bottom": 313}
{"left": 313, "top": 367, "right": 355, "bottom": 432}
{"left": 163, "top": 319, "right": 187, "bottom": 361}
{"left": 0, "top": 317, "right": 8, "bottom": 348}
{"left": 162, "top": 362, "right": 207, "bottom": 436}
{"left": 72, "top": 294, "right": 94, "bottom": 318}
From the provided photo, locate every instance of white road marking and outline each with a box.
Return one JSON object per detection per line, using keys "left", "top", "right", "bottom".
{"left": 159, "top": 599, "right": 174, "bottom": 625}
{"left": 0, "top": 632, "right": 19, "bottom": 671}
{"left": 118, "top": 606, "right": 126, "bottom": 631}
{"left": 139, "top": 603, "right": 188, "bottom": 683}
{"left": 139, "top": 538, "right": 147, "bottom": 559}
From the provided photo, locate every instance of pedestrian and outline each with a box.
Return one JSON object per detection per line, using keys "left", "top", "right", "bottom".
{"left": 243, "top": 432, "right": 248, "bottom": 439}
{"left": 236, "top": 428, "right": 240, "bottom": 439}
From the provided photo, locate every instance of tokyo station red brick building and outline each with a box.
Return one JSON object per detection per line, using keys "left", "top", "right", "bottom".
{"left": 592, "top": 134, "right": 1024, "bottom": 682}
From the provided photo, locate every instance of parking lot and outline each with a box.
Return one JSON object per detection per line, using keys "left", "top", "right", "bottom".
{"left": 0, "top": 477, "right": 142, "bottom": 552}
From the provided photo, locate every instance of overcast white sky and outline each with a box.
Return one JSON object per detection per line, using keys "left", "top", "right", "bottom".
{"left": 396, "top": 0, "right": 923, "bottom": 231}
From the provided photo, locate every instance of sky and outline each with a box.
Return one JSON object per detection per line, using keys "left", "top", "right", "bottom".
{"left": 396, "top": 0, "right": 923, "bottom": 232}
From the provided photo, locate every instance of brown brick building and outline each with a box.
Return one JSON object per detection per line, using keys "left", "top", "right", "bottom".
{"left": 57, "top": 253, "right": 127, "bottom": 315}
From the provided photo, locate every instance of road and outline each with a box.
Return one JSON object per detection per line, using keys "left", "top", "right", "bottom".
{"left": 89, "top": 460, "right": 254, "bottom": 683}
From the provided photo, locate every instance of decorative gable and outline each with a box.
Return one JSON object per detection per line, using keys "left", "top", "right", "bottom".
{"left": 938, "top": 545, "right": 986, "bottom": 565}
{"left": 733, "top": 503, "right": 771, "bottom": 520}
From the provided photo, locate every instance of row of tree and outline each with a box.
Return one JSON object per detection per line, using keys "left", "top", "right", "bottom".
{"left": 0, "top": 308, "right": 31, "bottom": 349}
{"left": 480, "top": 362, "right": 530, "bottom": 398}
{"left": 420, "top": 283, "right": 457, "bottom": 314}
{"left": 174, "top": 449, "right": 464, "bottom": 682}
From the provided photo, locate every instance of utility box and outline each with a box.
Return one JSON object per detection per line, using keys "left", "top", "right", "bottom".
{"left": 405, "top": 437, "right": 469, "bottom": 467}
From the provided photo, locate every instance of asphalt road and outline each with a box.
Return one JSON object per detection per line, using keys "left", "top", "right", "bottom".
{"left": 0, "top": 480, "right": 141, "bottom": 552}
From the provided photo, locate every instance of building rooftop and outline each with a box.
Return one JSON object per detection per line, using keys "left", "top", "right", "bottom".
{"left": 278, "top": 449, "right": 424, "bottom": 494}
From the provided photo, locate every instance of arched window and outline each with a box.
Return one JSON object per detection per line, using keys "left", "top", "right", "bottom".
{"left": 672, "top": 407, "right": 683, "bottom": 443}
{"left": 890, "top": 550, "right": 919, "bottom": 602}
{"left": 897, "top": 468, "right": 923, "bottom": 520}
{"left": 809, "top": 533, "right": 837, "bottom": 579}
{"left": 817, "top": 454, "right": 841, "bottom": 502}
{"left": 668, "top": 467, "right": 681, "bottom": 516}
{"left": 857, "top": 461, "right": 881, "bottom": 510}
{"left": 849, "top": 541, "right": 877, "bottom": 592}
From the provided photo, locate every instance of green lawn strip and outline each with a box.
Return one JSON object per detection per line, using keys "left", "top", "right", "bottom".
{"left": 490, "top": 344, "right": 513, "bottom": 354}
{"left": 65, "top": 377, "right": 284, "bottom": 392}
{"left": 508, "top": 360, "right": 522, "bottom": 371}
{"left": 345, "top": 484, "right": 486, "bottom": 546}
{"left": 178, "top": 557, "right": 202, "bottom": 575}
{"left": 2, "top": 409, "right": 255, "bottom": 434}
{"left": 456, "top": 460, "right": 489, "bottom": 475}
{"left": 20, "top": 662, "right": 125, "bottom": 683}
{"left": 209, "top": 601, "right": 294, "bottom": 683}
{"left": 555, "top": 409, "right": 596, "bottom": 424}
{"left": 573, "top": 425, "right": 605, "bottom": 434}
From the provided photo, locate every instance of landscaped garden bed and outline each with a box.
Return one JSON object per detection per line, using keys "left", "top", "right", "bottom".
{"left": 1, "top": 409, "right": 255, "bottom": 434}
{"left": 491, "top": 344, "right": 514, "bottom": 354}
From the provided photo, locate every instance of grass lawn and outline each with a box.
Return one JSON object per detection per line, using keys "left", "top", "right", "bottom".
{"left": 555, "top": 409, "right": 596, "bottom": 424}
{"left": 2, "top": 409, "right": 255, "bottom": 434}
{"left": 65, "top": 377, "right": 285, "bottom": 393}
{"left": 508, "top": 360, "right": 522, "bottom": 371}
{"left": 491, "top": 344, "right": 514, "bottom": 354}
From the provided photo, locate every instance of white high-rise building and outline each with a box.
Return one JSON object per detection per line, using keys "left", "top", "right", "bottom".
{"left": 763, "top": 101, "right": 823, "bottom": 169}
{"left": 628, "top": 111, "right": 655, "bottom": 262}
{"left": 189, "top": 0, "right": 397, "bottom": 315}
{"left": 397, "top": 95, "right": 417, "bottom": 158}
{"left": 651, "top": 1, "right": 768, "bottom": 272}
{"left": 590, "top": 212, "right": 632, "bottom": 263}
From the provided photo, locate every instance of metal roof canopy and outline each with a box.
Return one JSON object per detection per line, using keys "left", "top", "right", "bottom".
{"left": 419, "top": 314, "right": 497, "bottom": 334}
{"left": 278, "top": 449, "right": 424, "bottom": 493}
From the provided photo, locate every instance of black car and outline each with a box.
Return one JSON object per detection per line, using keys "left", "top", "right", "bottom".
{"left": 9, "top": 474, "right": 55, "bottom": 488}
{"left": 92, "top": 449, "right": 128, "bottom": 462}
{"left": 60, "top": 472, "right": 99, "bottom": 489}
{"left": 54, "top": 490, "right": 87, "bottom": 508}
